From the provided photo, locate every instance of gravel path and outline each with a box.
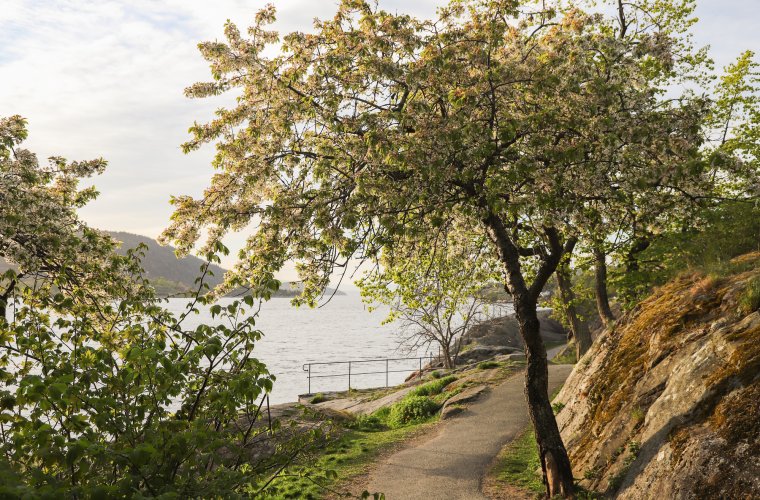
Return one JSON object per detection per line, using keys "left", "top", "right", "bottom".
{"left": 366, "top": 362, "right": 573, "bottom": 499}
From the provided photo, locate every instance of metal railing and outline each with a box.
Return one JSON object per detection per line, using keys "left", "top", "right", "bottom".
{"left": 302, "top": 354, "right": 434, "bottom": 394}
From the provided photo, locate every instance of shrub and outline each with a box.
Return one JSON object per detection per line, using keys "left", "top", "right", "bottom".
{"left": 346, "top": 413, "right": 385, "bottom": 432}
{"left": 410, "top": 375, "right": 457, "bottom": 397}
{"left": 478, "top": 361, "right": 500, "bottom": 369}
{"left": 387, "top": 396, "right": 439, "bottom": 427}
{"left": 310, "top": 393, "right": 327, "bottom": 404}
{"left": 430, "top": 370, "right": 442, "bottom": 379}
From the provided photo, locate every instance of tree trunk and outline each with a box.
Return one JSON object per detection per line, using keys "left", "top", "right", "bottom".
{"left": 556, "top": 263, "right": 592, "bottom": 358}
{"left": 442, "top": 343, "right": 453, "bottom": 369}
{"left": 0, "top": 279, "right": 15, "bottom": 324}
{"left": 625, "top": 236, "right": 650, "bottom": 273}
{"left": 593, "top": 248, "right": 615, "bottom": 328}
{"left": 482, "top": 214, "right": 575, "bottom": 498}
{"left": 514, "top": 294, "right": 575, "bottom": 498}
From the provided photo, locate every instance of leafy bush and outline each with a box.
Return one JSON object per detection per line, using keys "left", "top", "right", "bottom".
{"left": 409, "top": 375, "right": 457, "bottom": 397}
{"left": 430, "top": 370, "right": 442, "bottom": 379}
{"left": 387, "top": 396, "right": 439, "bottom": 427}
{"left": 614, "top": 201, "right": 760, "bottom": 307}
{"left": 478, "top": 361, "right": 500, "bottom": 369}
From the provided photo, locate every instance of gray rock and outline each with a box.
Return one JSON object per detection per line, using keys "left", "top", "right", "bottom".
{"left": 440, "top": 385, "right": 489, "bottom": 418}
{"left": 440, "top": 404, "right": 466, "bottom": 420}
{"left": 457, "top": 345, "right": 517, "bottom": 364}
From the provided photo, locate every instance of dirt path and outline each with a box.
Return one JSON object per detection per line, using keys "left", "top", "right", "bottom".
{"left": 365, "top": 363, "right": 573, "bottom": 499}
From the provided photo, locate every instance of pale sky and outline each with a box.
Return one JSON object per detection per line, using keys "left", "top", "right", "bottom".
{"left": 1, "top": 0, "right": 758, "bottom": 272}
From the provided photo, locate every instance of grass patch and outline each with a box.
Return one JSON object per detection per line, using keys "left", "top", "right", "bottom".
{"left": 491, "top": 428, "right": 545, "bottom": 495}
{"left": 309, "top": 393, "right": 328, "bottom": 404}
{"left": 739, "top": 276, "right": 760, "bottom": 314}
{"left": 409, "top": 375, "right": 457, "bottom": 397}
{"left": 387, "top": 396, "right": 439, "bottom": 427}
{"left": 477, "top": 361, "right": 501, "bottom": 370}
{"left": 263, "top": 423, "right": 434, "bottom": 499}
{"left": 550, "top": 341, "right": 576, "bottom": 365}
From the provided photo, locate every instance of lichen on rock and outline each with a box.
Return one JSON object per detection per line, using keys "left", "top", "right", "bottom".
{"left": 554, "top": 252, "right": 760, "bottom": 499}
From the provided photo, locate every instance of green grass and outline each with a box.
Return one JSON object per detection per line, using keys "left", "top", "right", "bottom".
{"left": 408, "top": 375, "right": 457, "bottom": 397}
{"left": 739, "top": 276, "right": 760, "bottom": 314}
{"left": 263, "top": 418, "right": 436, "bottom": 499}
{"left": 490, "top": 426, "right": 602, "bottom": 500}
{"left": 491, "top": 428, "right": 545, "bottom": 495}
{"left": 551, "top": 342, "right": 577, "bottom": 365}
{"left": 309, "top": 393, "right": 328, "bottom": 404}
{"left": 477, "top": 361, "right": 501, "bottom": 370}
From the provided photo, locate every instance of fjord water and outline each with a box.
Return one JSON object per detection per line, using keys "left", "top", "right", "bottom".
{"left": 164, "top": 292, "right": 434, "bottom": 404}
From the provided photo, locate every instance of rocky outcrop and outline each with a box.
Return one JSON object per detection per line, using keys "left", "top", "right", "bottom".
{"left": 456, "top": 309, "right": 566, "bottom": 359}
{"left": 440, "top": 385, "right": 489, "bottom": 419}
{"left": 456, "top": 345, "right": 520, "bottom": 364}
{"left": 554, "top": 253, "right": 760, "bottom": 499}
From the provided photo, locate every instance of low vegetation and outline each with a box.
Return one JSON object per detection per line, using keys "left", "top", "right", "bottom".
{"left": 477, "top": 361, "right": 501, "bottom": 370}
{"left": 408, "top": 375, "right": 457, "bottom": 397}
{"left": 490, "top": 429, "right": 545, "bottom": 496}
{"left": 263, "top": 422, "right": 435, "bottom": 499}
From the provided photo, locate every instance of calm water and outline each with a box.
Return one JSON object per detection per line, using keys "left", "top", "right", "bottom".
{"left": 164, "top": 293, "right": 434, "bottom": 404}
{"left": 7, "top": 293, "right": 509, "bottom": 404}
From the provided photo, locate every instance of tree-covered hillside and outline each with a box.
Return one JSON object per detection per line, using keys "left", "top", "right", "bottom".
{"left": 108, "top": 231, "right": 344, "bottom": 297}
{"left": 107, "top": 231, "right": 225, "bottom": 295}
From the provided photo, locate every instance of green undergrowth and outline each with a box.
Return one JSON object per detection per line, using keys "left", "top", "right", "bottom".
{"left": 267, "top": 380, "right": 451, "bottom": 498}
{"left": 478, "top": 360, "right": 501, "bottom": 369}
{"left": 270, "top": 358, "right": 526, "bottom": 498}
{"left": 551, "top": 344, "right": 577, "bottom": 365}
{"left": 492, "top": 428, "right": 545, "bottom": 496}
{"left": 490, "top": 428, "right": 602, "bottom": 500}
{"left": 739, "top": 275, "right": 760, "bottom": 314}
{"left": 310, "top": 393, "right": 328, "bottom": 404}
{"left": 263, "top": 422, "right": 435, "bottom": 499}
{"left": 409, "top": 374, "right": 457, "bottom": 397}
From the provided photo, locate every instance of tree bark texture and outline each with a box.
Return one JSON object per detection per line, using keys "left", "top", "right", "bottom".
{"left": 555, "top": 263, "right": 593, "bottom": 358}
{"left": 482, "top": 213, "right": 575, "bottom": 498}
{"left": 593, "top": 247, "right": 615, "bottom": 327}
{"left": 515, "top": 294, "right": 575, "bottom": 498}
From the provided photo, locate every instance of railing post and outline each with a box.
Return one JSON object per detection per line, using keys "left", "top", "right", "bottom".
{"left": 308, "top": 364, "right": 311, "bottom": 394}
{"left": 386, "top": 359, "right": 389, "bottom": 387}
{"left": 348, "top": 361, "right": 352, "bottom": 390}
{"left": 419, "top": 357, "right": 422, "bottom": 374}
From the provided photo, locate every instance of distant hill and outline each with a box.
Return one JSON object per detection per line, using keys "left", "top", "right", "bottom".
{"left": 107, "top": 231, "right": 225, "bottom": 296}
{"left": 107, "top": 231, "right": 344, "bottom": 298}
{"left": 2, "top": 231, "right": 344, "bottom": 298}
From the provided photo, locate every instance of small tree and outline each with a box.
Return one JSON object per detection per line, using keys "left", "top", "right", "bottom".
{"left": 0, "top": 115, "right": 111, "bottom": 319}
{"left": 360, "top": 232, "right": 498, "bottom": 369}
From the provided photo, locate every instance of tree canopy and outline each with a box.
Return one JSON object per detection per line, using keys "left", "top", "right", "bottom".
{"left": 0, "top": 116, "right": 308, "bottom": 497}
{"left": 163, "top": 1, "right": 722, "bottom": 495}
